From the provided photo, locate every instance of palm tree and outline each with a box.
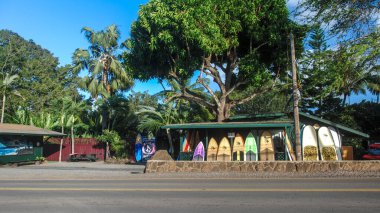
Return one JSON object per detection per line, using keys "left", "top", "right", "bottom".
{"left": 11, "top": 106, "right": 29, "bottom": 125}
{"left": 0, "top": 73, "right": 22, "bottom": 123}
{"left": 65, "top": 100, "right": 88, "bottom": 154}
{"left": 367, "top": 75, "right": 380, "bottom": 103}
{"left": 136, "top": 103, "right": 186, "bottom": 156}
{"left": 72, "top": 25, "right": 133, "bottom": 130}
{"left": 330, "top": 45, "right": 374, "bottom": 106}
{"left": 29, "top": 112, "right": 58, "bottom": 130}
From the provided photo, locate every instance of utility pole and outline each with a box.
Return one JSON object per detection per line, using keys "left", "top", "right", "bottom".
{"left": 290, "top": 33, "right": 302, "bottom": 161}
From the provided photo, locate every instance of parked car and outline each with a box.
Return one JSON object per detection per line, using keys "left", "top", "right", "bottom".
{"left": 362, "top": 144, "right": 380, "bottom": 160}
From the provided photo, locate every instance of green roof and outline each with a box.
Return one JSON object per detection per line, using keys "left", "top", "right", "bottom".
{"left": 299, "top": 112, "right": 369, "bottom": 138}
{"left": 227, "top": 113, "right": 288, "bottom": 121}
{"left": 162, "top": 120, "right": 293, "bottom": 129}
{"left": 162, "top": 112, "right": 369, "bottom": 138}
{"left": 0, "top": 124, "right": 65, "bottom": 137}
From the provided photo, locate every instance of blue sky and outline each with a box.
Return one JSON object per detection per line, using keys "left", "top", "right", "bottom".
{"left": 0, "top": 0, "right": 376, "bottom": 103}
{"left": 0, "top": 0, "right": 159, "bottom": 94}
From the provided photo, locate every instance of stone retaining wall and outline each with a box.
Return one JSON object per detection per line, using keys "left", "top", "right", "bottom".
{"left": 145, "top": 160, "right": 380, "bottom": 173}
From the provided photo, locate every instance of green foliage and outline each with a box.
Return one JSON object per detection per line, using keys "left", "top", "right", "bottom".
{"left": 231, "top": 89, "right": 288, "bottom": 115}
{"left": 29, "top": 112, "right": 59, "bottom": 130}
{"left": 73, "top": 25, "right": 134, "bottom": 130}
{"left": 73, "top": 25, "right": 133, "bottom": 99}
{"left": 324, "top": 101, "right": 380, "bottom": 140}
{"left": 330, "top": 36, "right": 379, "bottom": 106}
{"left": 96, "top": 130, "right": 125, "bottom": 157}
{"left": 104, "top": 95, "right": 139, "bottom": 137}
{"left": 0, "top": 30, "right": 80, "bottom": 122}
{"left": 126, "top": 0, "right": 306, "bottom": 121}
{"left": 299, "top": 27, "right": 340, "bottom": 114}
{"left": 35, "top": 156, "right": 46, "bottom": 162}
{"left": 128, "top": 90, "right": 159, "bottom": 112}
{"left": 297, "top": 0, "right": 379, "bottom": 38}
{"left": 136, "top": 104, "right": 182, "bottom": 135}
{"left": 298, "top": 1, "right": 380, "bottom": 109}
{"left": 300, "top": 26, "right": 379, "bottom": 113}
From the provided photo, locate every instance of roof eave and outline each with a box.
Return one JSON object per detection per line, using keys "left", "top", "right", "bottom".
{"left": 299, "top": 112, "right": 369, "bottom": 138}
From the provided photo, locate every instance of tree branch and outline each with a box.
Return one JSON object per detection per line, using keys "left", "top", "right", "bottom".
{"left": 165, "top": 89, "right": 215, "bottom": 112}
{"left": 225, "top": 79, "right": 249, "bottom": 97}
{"left": 197, "top": 77, "right": 221, "bottom": 107}
{"left": 230, "top": 79, "right": 278, "bottom": 107}
{"left": 204, "top": 55, "right": 225, "bottom": 93}
{"left": 225, "top": 47, "right": 238, "bottom": 91}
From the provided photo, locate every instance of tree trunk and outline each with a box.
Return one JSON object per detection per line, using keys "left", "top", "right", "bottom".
{"left": 290, "top": 33, "right": 302, "bottom": 161}
{"left": 1, "top": 92, "right": 5, "bottom": 124}
{"left": 102, "top": 108, "right": 108, "bottom": 130}
{"left": 105, "top": 142, "right": 110, "bottom": 160}
{"left": 216, "top": 98, "right": 227, "bottom": 122}
{"left": 59, "top": 125, "right": 64, "bottom": 162}
{"left": 377, "top": 94, "right": 379, "bottom": 103}
{"left": 166, "top": 128, "right": 174, "bottom": 157}
{"left": 71, "top": 125, "right": 75, "bottom": 154}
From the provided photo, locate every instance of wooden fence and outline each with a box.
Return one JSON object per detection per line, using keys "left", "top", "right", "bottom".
{"left": 44, "top": 138, "right": 104, "bottom": 161}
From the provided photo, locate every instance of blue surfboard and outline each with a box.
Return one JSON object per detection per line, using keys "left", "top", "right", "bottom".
{"left": 135, "top": 133, "right": 143, "bottom": 162}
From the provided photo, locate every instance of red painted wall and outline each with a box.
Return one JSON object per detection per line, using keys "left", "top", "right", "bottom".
{"left": 44, "top": 138, "right": 104, "bottom": 161}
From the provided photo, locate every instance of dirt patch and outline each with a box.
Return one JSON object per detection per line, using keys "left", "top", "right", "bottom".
{"left": 151, "top": 150, "right": 173, "bottom": 161}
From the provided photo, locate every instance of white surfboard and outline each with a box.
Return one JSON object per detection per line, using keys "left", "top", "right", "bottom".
{"left": 328, "top": 127, "right": 342, "bottom": 161}
{"left": 302, "top": 125, "right": 319, "bottom": 161}
{"left": 318, "top": 127, "right": 338, "bottom": 161}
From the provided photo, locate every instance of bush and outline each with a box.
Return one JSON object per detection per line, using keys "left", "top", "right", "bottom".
{"left": 96, "top": 130, "right": 126, "bottom": 158}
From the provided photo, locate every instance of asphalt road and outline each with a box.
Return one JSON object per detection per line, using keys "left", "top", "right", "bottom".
{"left": 1, "top": 173, "right": 380, "bottom": 213}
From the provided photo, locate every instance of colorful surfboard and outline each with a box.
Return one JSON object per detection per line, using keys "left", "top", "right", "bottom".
{"left": 135, "top": 133, "right": 143, "bottom": 162}
{"left": 217, "top": 137, "right": 231, "bottom": 161}
{"left": 182, "top": 131, "right": 192, "bottom": 152}
{"left": 192, "top": 141, "right": 205, "bottom": 161}
{"left": 318, "top": 127, "right": 338, "bottom": 161}
{"left": 232, "top": 133, "right": 245, "bottom": 161}
{"left": 302, "top": 125, "right": 319, "bottom": 161}
{"left": 328, "top": 127, "right": 342, "bottom": 161}
{"left": 207, "top": 137, "right": 218, "bottom": 161}
{"left": 260, "top": 131, "right": 275, "bottom": 161}
{"left": 244, "top": 132, "right": 258, "bottom": 161}
{"left": 142, "top": 138, "right": 156, "bottom": 161}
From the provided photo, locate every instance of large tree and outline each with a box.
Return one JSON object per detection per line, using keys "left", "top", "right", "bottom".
{"left": 72, "top": 25, "right": 133, "bottom": 129}
{"left": 330, "top": 41, "right": 378, "bottom": 106}
{"left": 0, "top": 30, "right": 80, "bottom": 120}
{"left": 126, "top": 0, "right": 306, "bottom": 121}
{"left": 299, "top": 27, "right": 341, "bottom": 115}
{"left": 297, "top": 0, "right": 380, "bottom": 105}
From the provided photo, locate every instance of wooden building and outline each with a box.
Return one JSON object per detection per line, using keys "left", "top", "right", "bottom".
{"left": 162, "top": 113, "right": 369, "bottom": 161}
{"left": 0, "top": 124, "right": 64, "bottom": 165}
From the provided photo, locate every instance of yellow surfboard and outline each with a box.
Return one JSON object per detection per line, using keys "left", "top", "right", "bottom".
{"left": 232, "top": 133, "right": 245, "bottom": 161}
{"left": 206, "top": 137, "right": 218, "bottom": 161}
{"left": 260, "top": 131, "right": 275, "bottom": 161}
{"left": 217, "top": 137, "right": 231, "bottom": 161}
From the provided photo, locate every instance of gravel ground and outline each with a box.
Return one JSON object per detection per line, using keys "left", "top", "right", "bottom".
{"left": 1, "top": 161, "right": 379, "bottom": 180}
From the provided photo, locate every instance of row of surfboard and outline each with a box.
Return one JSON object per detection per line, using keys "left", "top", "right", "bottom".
{"left": 189, "top": 131, "right": 278, "bottom": 161}
{"left": 302, "top": 125, "right": 342, "bottom": 161}
{"left": 187, "top": 125, "right": 342, "bottom": 161}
